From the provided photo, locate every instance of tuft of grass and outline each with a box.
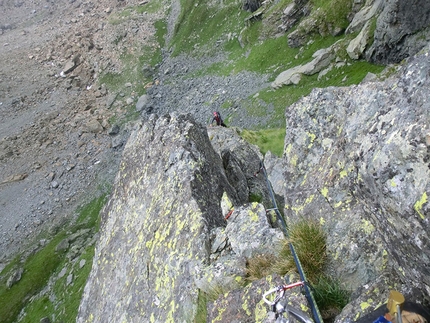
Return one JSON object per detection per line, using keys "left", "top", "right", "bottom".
{"left": 249, "top": 192, "right": 263, "bottom": 203}
{"left": 285, "top": 219, "right": 327, "bottom": 284}
{"left": 244, "top": 219, "right": 327, "bottom": 283}
{"left": 312, "top": 275, "right": 351, "bottom": 321}
{"left": 244, "top": 219, "right": 349, "bottom": 317}
{"left": 245, "top": 253, "right": 276, "bottom": 283}
{"left": 195, "top": 289, "right": 208, "bottom": 323}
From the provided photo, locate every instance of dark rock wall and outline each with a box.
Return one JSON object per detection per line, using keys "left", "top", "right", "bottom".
{"left": 366, "top": 0, "right": 430, "bottom": 63}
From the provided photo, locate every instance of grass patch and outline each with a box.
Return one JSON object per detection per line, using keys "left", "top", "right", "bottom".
{"left": 284, "top": 219, "right": 327, "bottom": 284}
{"left": 171, "top": 0, "right": 247, "bottom": 56}
{"left": 0, "top": 232, "right": 67, "bottom": 323}
{"left": 244, "top": 218, "right": 350, "bottom": 318}
{"left": 239, "top": 128, "right": 286, "bottom": 156}
{"left": 311, "top": 0, "right": 354, "bottom": 32}
{"left": 249, "top": 192, "right": 263, "bottom": 203}
{"left": 0, "top": 195, "right": 107, "bottom": 323}
{"left": 109, "top": 2, "right": 165, "bottom": 24}
{"left": 195, "top": 289, "right": 208, "bottom": 323}
{"left": 245, "top": 253, "right": 276, "bottom": 283}
{"left": 75, "top": 194, "right": 106, "bottom": 228}
{"left": 312, "top": 276, "right": 351, "bottom": 321}
{"left": 272, "top": 219, "right": 327, "bottom": 283}
{"left": 245, "top": 219, "right": 326, "bottom": 283}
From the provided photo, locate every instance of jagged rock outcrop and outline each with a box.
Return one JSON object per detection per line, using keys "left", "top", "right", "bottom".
{"left": 77, "top": 114, "right": 290, "bottom": 322}
{"left": 345, "top": 0, "right": 430, "bottom": 63}
{"left": 283, "top": 44, "right": 430, "bottom": 321}
{"left": 208, "top": 126, "right": 283, "bottom": 212}
{"left": 77, "top": 113, "right": 237, "bottom": 322}
{"left": 366, "top": 0, "right": 430, "bottom": 64}
{"left": 274, "top": 0, "right": 430, "bottom": 87}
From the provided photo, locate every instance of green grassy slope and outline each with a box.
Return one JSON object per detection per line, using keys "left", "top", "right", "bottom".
{"left": 170, "top": 0, "right": 385, "bottom": 155}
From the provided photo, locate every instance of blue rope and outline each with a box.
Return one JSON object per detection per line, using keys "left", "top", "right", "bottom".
{"left": 258, "top": 161, "right": 324, "bottom": 323}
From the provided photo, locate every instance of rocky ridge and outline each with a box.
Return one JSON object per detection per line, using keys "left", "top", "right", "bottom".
{"left": 77, "top": 44, "right": 430, "bottom": 322}
{"left": 1, "top": 0, "right": 430, "bottom": 321}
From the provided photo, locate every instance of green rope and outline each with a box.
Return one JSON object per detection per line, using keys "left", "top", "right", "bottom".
{"left": 258, "top": 161, "right": 324, "bottom": 323}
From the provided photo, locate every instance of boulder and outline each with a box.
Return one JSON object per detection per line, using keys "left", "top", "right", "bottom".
{"left": 345, "top": 0, "right": 383, "bottom": 34}
{"left": 84, "top": 119, "right": 103, "bottom": 133}
{"left": 6, "top": 268, "right": 24, "bottom": 288}
{"left": 272, "top": 47, "right": 334, "bottom": 88}
{"left": 135, "top": 94, "right": 149, "bottom": 112}
{"left": 208, "top": 126, "right": 279, "bottom": 211}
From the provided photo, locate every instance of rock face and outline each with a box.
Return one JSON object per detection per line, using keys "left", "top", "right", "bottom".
{"left": 275, "top": 0, "right": 430, "bottom": 84}
{"left": 77, "top": 114, "right": 236, "bottom": 322}
{"left": 283, "top": 44, "right": 430, "bottom": 321}
{"left": 77, "top": 114, "right": 288, "bottom": 322}
{"left": 366, "top": 0, "right": 430, "bottom": 64}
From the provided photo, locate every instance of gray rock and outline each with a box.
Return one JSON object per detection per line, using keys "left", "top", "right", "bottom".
{"left": 58, "top": 267, "right": 67, "bottom": 278}
{"left": 6, "top": 268, "right": 23, "bottom": 288}
{"left": 40, "top": 317, "right": 51, "bottom": 323}
{"left": 111, "top": 136, "right": 124, "bottom": 149}
{"left": 135, "top": 94, "right": 149, "bottom": 112}
{"left": 141, "top": 64, "right": 155, "bottom": 78}
{"left": 365, "top": 0, "right": 430, "bottom": 63}
{"left": 272, "top": 46, "right": 335, "bottom": 88}
{"left": 283, "top": 44, "right": 430, "bottom": 322}
{"left": 224, "top": 202, "right": 284, "bottom": 258}
{"left": 108, "top": 124, "right": 120, "bottom": 136}
{"left": 206, "top": 273, "right": 311, "bottom": 322}
{"left": 66, "top": 273, "right": 73, "bottom": 286}
{"left": 346, "top": 0, "right": 383, "bottom": 34}
{"left": 55, "top": 238, "right": 69, "bottom": 252}
{"left": 208, "top": 126, "right": 277, "bottom": 210}
{"left": 84, "top": 119, "right": 103, "bottom": 133}
{"left": 347, "top": 19, "right": 372, "bottom": 59}
{"left": 77, "top": 113, "right": 240, "bottom": 323}
{"left": 263, "top": 151, "right": 285, "bottom": 198}
{"left": 62, "top": 55, "right": 80, "bottom": 74}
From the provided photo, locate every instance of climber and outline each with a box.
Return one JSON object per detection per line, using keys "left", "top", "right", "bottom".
{"left": 211, "top": 111, "right": 227, "bottom": 127}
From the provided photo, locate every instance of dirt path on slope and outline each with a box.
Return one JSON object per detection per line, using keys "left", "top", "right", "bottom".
{"left": 0, "top": 0, "right": 163, "bottom": 265}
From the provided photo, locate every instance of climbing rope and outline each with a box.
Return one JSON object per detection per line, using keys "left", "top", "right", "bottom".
{"left": 255, "top": 160, "right": 324, "bottom": 323}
